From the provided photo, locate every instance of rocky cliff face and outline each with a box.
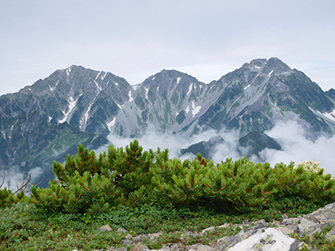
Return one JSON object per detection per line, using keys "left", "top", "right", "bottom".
{"left": 1, "top": 58, "right": 334, "bottom": 185}
{"left": 197, "top": 58, "right": 335, "bottom": 136}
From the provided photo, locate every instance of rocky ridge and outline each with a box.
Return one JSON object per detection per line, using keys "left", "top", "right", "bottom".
{"left": 73, "top": 202, "right": 335, "bottom": 251}
{"left": 2, "top": 57, "right": 335, "bottom": 188}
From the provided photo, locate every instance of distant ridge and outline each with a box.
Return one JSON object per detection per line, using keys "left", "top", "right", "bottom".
{"left": 1, "top": 57, "right": 334, "bottom": 187}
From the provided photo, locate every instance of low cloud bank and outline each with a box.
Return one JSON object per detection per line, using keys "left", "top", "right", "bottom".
{"left": 257, "top": 121, "right": 335, "bottom": 175}
{"left": 1, "top": 167, "right": 44, "bottom": 192}
{"left": 3, "top": 121, "right": 333, "bottom": 192}
{"left": 99, "top": 121, "right": 335, "bottom": 176}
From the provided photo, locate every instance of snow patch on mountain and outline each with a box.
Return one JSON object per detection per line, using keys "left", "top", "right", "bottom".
{"left": 59, "top": 96, "right": 79, "bottom": 124}
{"left": 102, "top": 72, "right": 107, "bottom": 80}
{"left": 177, "top": 77, "right": 181, "bottom": 84}
{"left": 81, "top": 107, "right": 91, "bottom": 131}
{"left": 191, "top": 101, "right": 201, "bottom": 117}
{"left": 144, "top": 87, "right": 149, "bottom": 99}
{"left": 95, "top": 71, "right": 101, "bottom": 81}
{"left": 309, "top": 107, "right": 335, "bottom": 123}
{"left": 80, "top": 93, "right": 100, "bottom": 131}
{"left": 128, "top": 91, "right": 134, "bottom": 102}
{"left": 323, "top": 109, "right": 335, "bottom": 122}
{"left": 95, "top": 71, "right": 108, "bottom": 81}
{"left": 94, "top": 80, "right": 102, "bottom": 91}
{"left": 187, "top": 84, "right": 193, "bottom": 96}
{"left": 49, "top": 80, "right": 60, "bottom": 92}
{"left": 66, "top": 68, "right": 71, "bottom": 76}
{"left": 107, "top": 117, "right": 116, "bottom": 131}
{"left": 116, "top": 102, "right": 122, "bottom": 109}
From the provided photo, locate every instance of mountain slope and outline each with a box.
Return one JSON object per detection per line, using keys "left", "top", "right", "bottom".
{"left": 238, "top": 131, "right": 282, "bottom": 159}
{"left": 180, "top": 136, "right": 225, "bottom": 159}
{"left": 197, "top": 58, "right": 335, "bottom": 136}
{"left": 179, "top": 132, "right": 282, "bottom": 161}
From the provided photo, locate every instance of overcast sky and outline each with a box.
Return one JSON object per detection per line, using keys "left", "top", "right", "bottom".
{"left": 0, "top": 0, "right": 334, "bottom": 95}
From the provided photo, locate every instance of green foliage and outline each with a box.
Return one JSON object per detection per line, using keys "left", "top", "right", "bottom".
{"left": 151, "top": 156, "right": 204, "bottom": 205}
{"left": 108, "top": 140, "right": 155, "bottom": 197}
{"left": 3, "top": 139, "right": 335, "bottom": 219}
{"left": 292, "top": 223, "right": 335, "bottom": 250}
{"left": 1, "top": 199, "right": 334, "bottom": 250}
{"left": 151, "top": 155, "right": 279, "bottom": 212}
{"left": 32, "top": 140, "right": 160, "bottom": 213}
{"left": 29, "top": 170, "right": 120, "bottom": 214}
{"left": 273, "top": 162, "right": 335, "bottom": 204}
{"left": 0, "top": 188, "right": 27, "bottom": 209}
{"left": 52, "top": 144, "right": 112, "bottom": 184}
{"left": 0, "top": 202, "right": 125, "bottom": 250}
{"left": 203, "top": 157, "right": 277, "bottom": 212}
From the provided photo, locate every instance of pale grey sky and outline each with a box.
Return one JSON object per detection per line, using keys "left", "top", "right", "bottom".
{"left": 1, "top": 0, "right": 334, "bottom": 95}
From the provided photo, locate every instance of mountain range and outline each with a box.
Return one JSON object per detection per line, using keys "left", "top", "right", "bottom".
{"left": 1, "top": 57, "right": 335, "bottom": 187}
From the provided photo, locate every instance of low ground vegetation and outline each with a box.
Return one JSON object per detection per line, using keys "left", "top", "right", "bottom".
{"left": 1, "top": 140, "right": 335, "bottom": 250}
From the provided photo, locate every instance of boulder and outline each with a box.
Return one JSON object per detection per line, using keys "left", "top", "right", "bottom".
{"left": 213, "top": 224, "right": 315, "bottom": 251}
{"left": 304, "top": 202, "right": 335, "bottom": 225}
{"left": 98, "top": 224, "right": 112, "bottom": 232}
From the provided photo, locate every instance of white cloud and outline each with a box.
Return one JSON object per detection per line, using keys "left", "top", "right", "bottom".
{"left": 96, "top": 121, "right": 335, "bottom": 177}
{"left": 257, "top": 121, "right": 335, "bottom": 176}
{"left": 1, "top": 166, "right": 44, "bottom": 193}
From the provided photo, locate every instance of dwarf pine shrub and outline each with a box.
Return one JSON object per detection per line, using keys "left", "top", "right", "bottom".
{"left": 1, "top": 139, "right": 335, "bottom": 214}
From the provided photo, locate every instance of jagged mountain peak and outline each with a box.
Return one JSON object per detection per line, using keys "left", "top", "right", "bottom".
{"left": 326, "top": 88, "right": 335, "bottom": 100}
{"left": 247, "top": 57, "right": 291, "bottom": 70}
{"left": 136, "top": 69, "right": 206, "bottom": 110}
{"left": 263, "top": 57, "right": 292, "bottom": 75}
{"left": 233, "top": 57, "right": 291, "bottom": 74}
{"left": 197, "top": 57, "right": 335, "bottom": 135}
{"left": 229, "top": 57, "right": 292, "bottom": 82}
{"left": 141, "top": 69, "right": 201, "bottom": 89}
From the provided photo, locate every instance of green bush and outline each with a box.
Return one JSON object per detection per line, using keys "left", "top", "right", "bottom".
{"left": 29, "top": 170, "right": 120, "bottom": 214}
{"left": 1, "top": 139, "right": 335, "bottom": 215}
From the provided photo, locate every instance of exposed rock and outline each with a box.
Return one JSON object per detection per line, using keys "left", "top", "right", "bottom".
{"left": 222, "top": 227, "right": 310, "bottom": 251}
{"left": 304, "top": 202, "right": 335, "bottom": 224}
{"left": 106, "top": 247, "right": 128, "bottom": 251}
{"left": 148, "top": 231, "right": 162, "bottom": 240}
{"left": 121, "top": 238, "right": 133, "bottom": 246}
{"left": 97, "top": 202, "right": 335, "bottom": 251}
{"left": 117, "top": 228, "right": 128, "bottom": 233}
{"left": 325, "top": 228, "right": 335, "bottom": 241}
{"left": 98, "top": 224, "right": 112, "bottom": 232}
{"left": 297, "top": 217, "right": 319, "bottom": 234}
{"left": 130, "top": 244, "right": 149, "bottom": 251}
